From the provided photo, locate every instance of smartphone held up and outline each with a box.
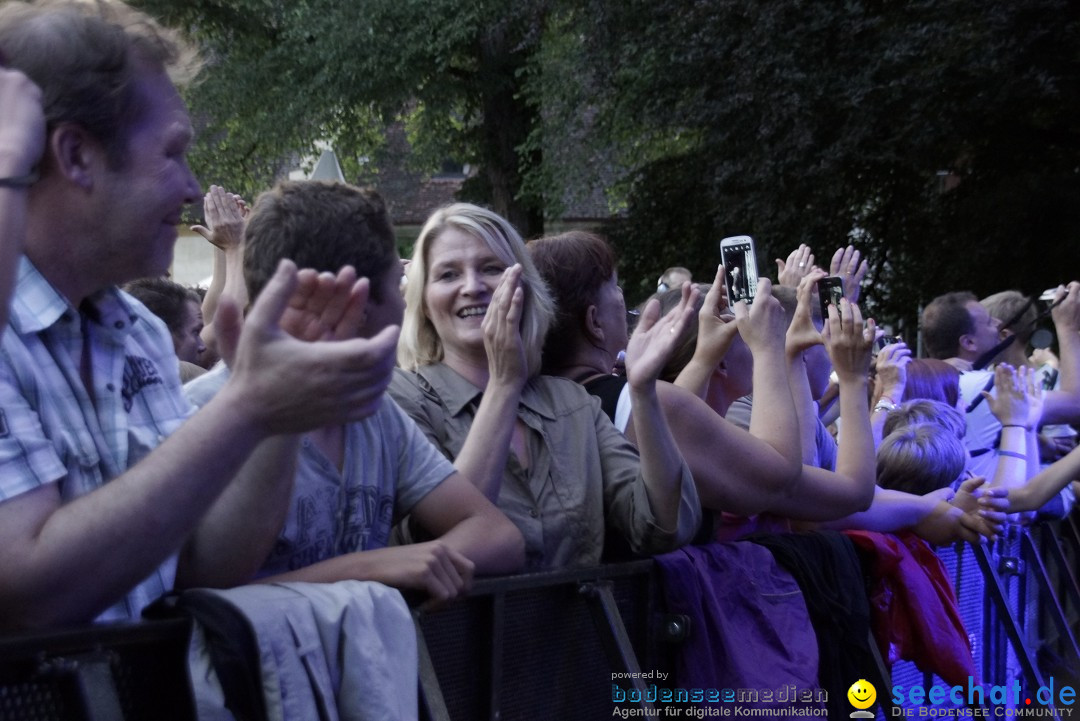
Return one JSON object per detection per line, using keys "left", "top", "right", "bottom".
{"left": 719, "top": 235, "right": 759, "bottom": 307}
{"left": 817, "top": 276, "right": 844, "bottom": 321}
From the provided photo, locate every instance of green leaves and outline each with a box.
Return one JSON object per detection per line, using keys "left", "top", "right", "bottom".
{"left": 134, "top": 0, "right": 1080, "bottom": 328}
{"left": 565, "top": 0, "right": 1080, "bottom": 328}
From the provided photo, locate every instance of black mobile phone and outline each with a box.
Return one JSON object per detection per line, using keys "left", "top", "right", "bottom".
{"left": 873, "top": 334, "right": 900, "bottom": 356}
{"left": 874, "top": 335, "right": 900, "bottom": 350}
{"left": 718, "top": 235, "right": 758, "bottom": 306}
{"left": 817, "top": 276, "right": 844, "bottom": 321}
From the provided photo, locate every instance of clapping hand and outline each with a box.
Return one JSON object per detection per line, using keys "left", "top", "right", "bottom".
{"left": 626, "top": 282, "right": 700, "bottom": 390}
{"left": 829, "top": 245, "right": 870, "bottom": 304}
{"left": 776, "top": 244, "right": 817, "bottom": 288}
{"left": 874, "top": 341, "right": 911, "bottom": 403}
{"left": 280, "top": 267, "right": 369, "bottom": 342}
{"left": 483, "top": 264, "right": 528, "bottom": 390}
{"left": 191, "top": 185, "right": 248, "bottom": 252}
{"left": 217, "top": 260, "right": 400, "bottom": 431}
{"left": 786, "top": 269, "right": 826, "bottom": 356}
{"left": 822, "top": 297, "right": 875, "bottom": 383}
{"left": 984, "top": 363, "right": 1041, "bottom": 428}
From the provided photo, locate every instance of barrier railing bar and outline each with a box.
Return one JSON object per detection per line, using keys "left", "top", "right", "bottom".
{"left": 1038, "top": 524, "right": 1080, "bottom": 616}
{"left": 1022, "top": 531, "right": 1080, "bottom": 663}
{"left": 972, "top": 543, "right": 1058, "bottom": 720}
{"left": 580, "top": 580, "right": 655, "bottom": 712}
{"left": 415, "top": 614, "right": 453, "bottom": 721}
{"left": 489, "top": 590, "right": 506, "bottom": 721}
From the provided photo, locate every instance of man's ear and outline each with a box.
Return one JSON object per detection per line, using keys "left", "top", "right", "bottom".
{"left": 584, "top": 304, "right": 605, "bottom": 344}
{"left": 959, "top": 333, "right": 977, "bottom": 354}
{"left": 999, "top": 326, "right": 1015, "bottom": 341}
{"left": 48, "top": 123, "right": 101, "bottom": 191}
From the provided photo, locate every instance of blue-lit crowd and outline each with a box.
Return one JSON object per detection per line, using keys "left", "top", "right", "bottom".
{"left": 1, "top": 1, "right": 1078, "bottom": 718}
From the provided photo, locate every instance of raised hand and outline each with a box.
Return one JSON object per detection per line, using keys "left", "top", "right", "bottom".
{"left": 191, "top": 185, "right": 248, "bottom": 251}
{"left": 483, "top": 264, "right": 528, "bottom": 389}
{"left": 874, "top": 341, "right": 911, "bottom": 403}
{"left": 776, "top": 244, "right": 816, "bottom": 288}
{"left": 219, "top": 260, "right": 400, "bottom": 432}
{"left": 984, "top": 363, "right": 1036, "bottom": 428}
{"left": 829, "top": 245, "right": 870, "bottom": 304}
{"left": 694, "top": 265, "right": 739, "bottom": 366}
{"left": 786, "top": 268, "right": 826, "bottom": 355}
{"left": 0, "top": 67, "right": 44, "bottom": 177}
{"left": 734, "top": 277, "right": 786, "bottom": 357}
{"left": 625, "top": 282, "right": 700, "bottom": 390}
{"left": 280, "top": 267, "right": 369, "bottom": 342}
{"left": 1019, "top": 364, "right": 1045, "bottom": 431}
{"left": 1051, "top": 281, "right": 1080, "bottom": 333}
{"left": 822, "top": 297, "right": 875, "bottom": 382}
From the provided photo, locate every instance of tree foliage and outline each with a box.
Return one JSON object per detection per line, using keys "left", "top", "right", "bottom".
{"left": 136, "top": 0, "right": 1080, "bottom": 330}
{"left": 133, "top": 0, "right": 551, "bottom": 236}
{"left": 559, "top": 0, "right": 1080, "bottom": 329}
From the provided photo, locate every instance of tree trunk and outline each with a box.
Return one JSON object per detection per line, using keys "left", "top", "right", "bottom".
{"left": 478, "top": 24, "right": 544, "bottom": 239}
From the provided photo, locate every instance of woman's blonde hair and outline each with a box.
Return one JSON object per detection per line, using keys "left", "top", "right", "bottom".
{"left": 398, "top": 203, "right": 555, "bottom": 377}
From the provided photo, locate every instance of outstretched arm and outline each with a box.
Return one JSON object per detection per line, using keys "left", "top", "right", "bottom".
{"left": 0, "top": 67, "right": 44, "bottom": 328}
{"left": 769, "top": 298, "right": 877, "bottom": 519}
{"left": 786, "top": 269, "right": 828, "bottom": 466}
{"left": 192, "top": 186, "right": 249, "bottom": 363}
{"left": 984, "top": 363, "right": 1041, "bottom": 491}
{"left": 1040, "top": 282, "right": 1080, "bottom": 423}
{"left": 652, "top": 380, "right": 801, "bottom": 516}
{"left": 623, "top": 285, "right": 700, "bottom": 530}
{"left": 737, "top": 278, "right": 804, "bottom": 477}
{"left": 870, "top": 341, "right": 910, "bottom": 447}
{"left": 256, "top": 472, "right": 524, "bottom": 602}
{"left": 823, "top": 480, "right": 1007, "bottom": 544}
{"left": 1006, "top": 441, "right": 1080, "bottom": 513}
{"left": 674, "top": 266, "right": 738, "bottom": 398}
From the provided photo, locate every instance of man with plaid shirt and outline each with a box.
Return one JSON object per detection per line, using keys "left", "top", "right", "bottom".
{"left": 0, "top": 0, "right": 398, "bottom": 629}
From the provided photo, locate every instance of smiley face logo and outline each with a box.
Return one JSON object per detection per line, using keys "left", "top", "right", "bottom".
{"left": 847, "top": 679, "right": 877, "bottom": 710}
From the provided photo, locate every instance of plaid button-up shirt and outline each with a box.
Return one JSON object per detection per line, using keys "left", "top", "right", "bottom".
{"left": 0, "top": 257, "right": 194, "bottom": 621}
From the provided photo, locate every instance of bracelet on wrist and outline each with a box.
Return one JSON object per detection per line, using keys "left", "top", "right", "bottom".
{"left": 998, "top": 449, "right": 1027, "bottom": 460}
{"left": 0, "top": 170, "right": 38, "bottom": 188}
{"left": 1000, "top": 423, "right": 1031, "bottom": 431}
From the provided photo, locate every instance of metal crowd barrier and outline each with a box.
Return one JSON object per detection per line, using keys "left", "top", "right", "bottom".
{"left": 414, "top": 560, "right": 661, "bottom": 721}
{"left": 3, "top": 520, "right": 1078, "bottom": 721}
{"left": 0, "top": 617, "right": 195, "bottom": 721}
{"left": 890, "top": 520, "right": 1080, "bottom": 721}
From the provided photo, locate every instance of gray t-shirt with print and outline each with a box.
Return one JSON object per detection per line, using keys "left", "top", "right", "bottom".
{"left": 185, "top": 364, "right": 455, "bottom": 576}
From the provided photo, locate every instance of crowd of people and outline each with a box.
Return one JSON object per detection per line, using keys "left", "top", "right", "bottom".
{"left": 1, "top": 1, "right": 1079, "bottom": 717}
